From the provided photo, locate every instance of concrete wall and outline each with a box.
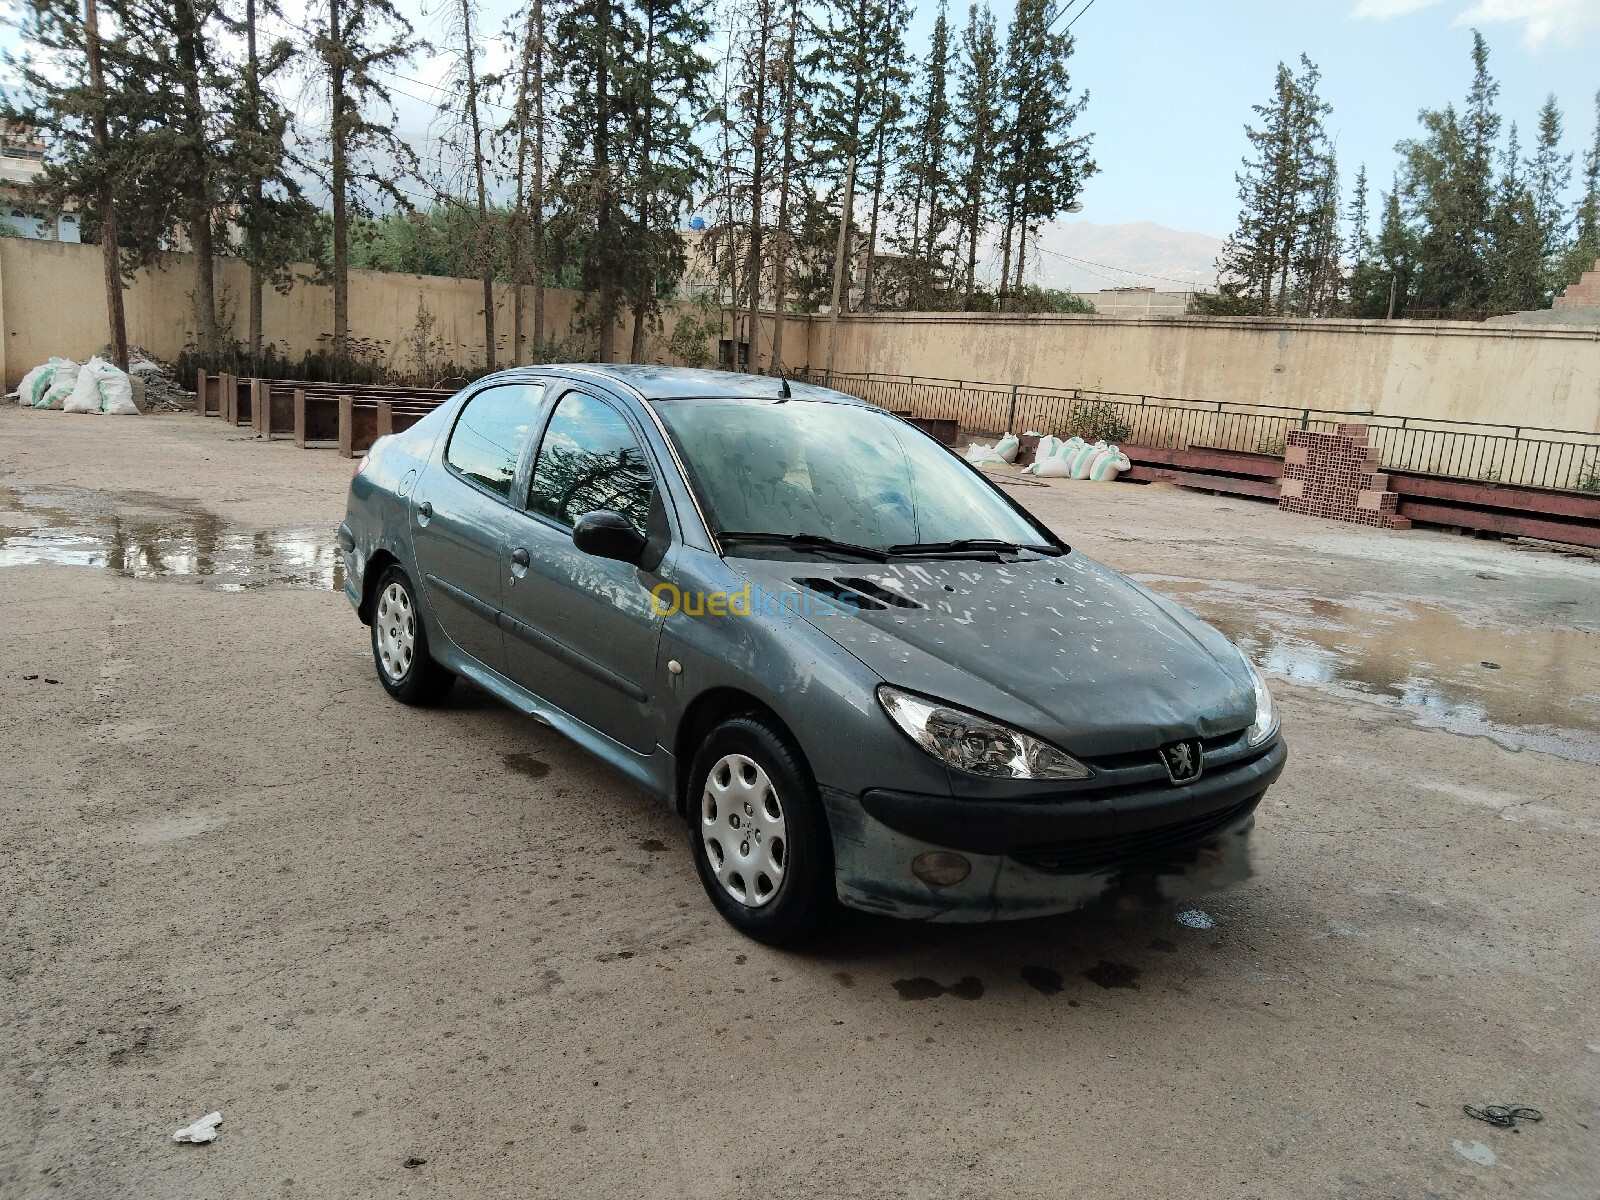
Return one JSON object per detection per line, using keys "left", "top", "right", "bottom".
{"left": 4, "top": 238, "right": 1597, "bottom": 437}
{"left": 799, "top": 312, "right": 1600, "bottom": 434}
{"left": 0, "top": 239, "right": 708, "bottom": 388}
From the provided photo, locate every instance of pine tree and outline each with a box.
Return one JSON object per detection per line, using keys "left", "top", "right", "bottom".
{"left": 3, "top": 0, "right": 145, "bottom": 365}
{"left": 1374, "top": 182, "right": 1418, "bottom": 317}
{"left": 994, "top": 0, "right": 1094, "bottom": 305}
{"left": 313, "top": 0, "right": 419, "bottom": 356}
{"left": 1208, "top": 56, "right": 1333, "bottom": 316}
{"left": 1556, "top": 91, "right": 1599, "bottom": 290}
{"left": 622, "top": 0, "right": 712, "bottom": 363}
{"left": 550, "top": 0, "right": 709, "bottom": 360}
{"left": 951, "top": 1, "right": 1002, "bottom": 309}
{"left": 732, "top": 0, "right": 781, "bottom": 365}
{"left": 1526, "top": 95, "right": 1571, "bottom": 299}
{"left": 1400, "top": 30, "right": 1500, "bottom": 313}
{"left": 893, "top": 0, "right": 954, "bottom": 309}
{"left": 1486, "top": 122, "right": 1544, "bottom": 311}
{"left": 1343, "top": 164, "right": 1381, "bottom": 314}
{"left": 504, "top": 0, "right": 550, "bottom": 363}
{"left": 1291, "top": 151, "right": 1342, "bottom": 316}
{"left": 857, "top": 0, "right": 909, "bottom": 311}
{"left": 226, "top": 0, "right": 314, "bottom": 369}
{"left": 768, "top": 0, "right": 809, "bottom": 368}
{"left": 434, "top": 0, "right": 499, "bottom": 368}
{"left": 808, "top": 0, "right": 909, "bottom": 313}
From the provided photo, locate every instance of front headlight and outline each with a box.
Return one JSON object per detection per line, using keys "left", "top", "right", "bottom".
{"left": 877, "top": 686, "right": 1092, "bottom": 780}
{"left": 1246, "top": 659, "right": 1276, "bottom": 746}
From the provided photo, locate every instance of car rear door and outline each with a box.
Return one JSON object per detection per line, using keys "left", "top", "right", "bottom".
{"left": 411, "top": 382, "right": 547, "bottom": 673}
{"left": 498, "top": 386, "right": 666, "bottom": 753}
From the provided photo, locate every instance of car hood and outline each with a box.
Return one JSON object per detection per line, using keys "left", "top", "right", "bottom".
{"left": 727, "top": 552, "right": 1256, "bottom": 758}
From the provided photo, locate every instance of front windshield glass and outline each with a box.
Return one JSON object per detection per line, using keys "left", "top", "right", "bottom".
{"left": 655, "top": 398, "right": 1052, "bottom": 553}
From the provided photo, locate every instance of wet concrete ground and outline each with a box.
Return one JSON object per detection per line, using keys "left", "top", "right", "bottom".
{"left": 2, "top": 406, "right": 1597, "bottom": 1199}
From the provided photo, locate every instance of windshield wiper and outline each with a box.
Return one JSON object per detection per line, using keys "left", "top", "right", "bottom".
{"left": 719, "top": 531, "right": 890, "bottom": 562}
{"left": 885, "top": 538, "right": 1062, "bottom": 558}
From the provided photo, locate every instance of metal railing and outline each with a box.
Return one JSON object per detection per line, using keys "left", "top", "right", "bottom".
{"left": 795, "top": 368, "right": 1600, "bottom": 493}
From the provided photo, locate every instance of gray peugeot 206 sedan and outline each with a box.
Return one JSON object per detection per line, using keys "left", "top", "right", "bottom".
{"left": 339, "top": 365, "right": 1286, "bottom": 943}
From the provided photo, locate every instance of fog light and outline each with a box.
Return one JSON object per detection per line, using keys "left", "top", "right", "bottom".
{"left": 912, "top": 851, "right": 971, "bottom": 886}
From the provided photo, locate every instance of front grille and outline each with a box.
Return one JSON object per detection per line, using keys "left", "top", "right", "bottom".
{"left": 1011, "top": 793, "right": 1263, "bottom": 875}
{"left": 1084, "top": 728, "right": 1248, "bottom": 773}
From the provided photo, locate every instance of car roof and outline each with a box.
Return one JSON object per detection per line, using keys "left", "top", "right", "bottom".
{"left": 486, "top": 364, "right": 872, "bottom": 406}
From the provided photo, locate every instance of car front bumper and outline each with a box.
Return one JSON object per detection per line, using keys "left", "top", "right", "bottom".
{"left": 820, "top": 738, "right": 1286, "bottom": 922}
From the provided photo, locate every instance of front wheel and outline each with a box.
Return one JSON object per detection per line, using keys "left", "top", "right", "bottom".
{"left": 687, "top": 716, "right": 836, "bottom": 944}
{"left": 370, "top": 564, "right": 455, "bottom": 705}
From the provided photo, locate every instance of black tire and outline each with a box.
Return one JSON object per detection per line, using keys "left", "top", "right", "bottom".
{"left": 687, "top": 716, "right": 836, "bottom": 945}
{"left": 369, "top": 564, "right": 455, "bottom": 705}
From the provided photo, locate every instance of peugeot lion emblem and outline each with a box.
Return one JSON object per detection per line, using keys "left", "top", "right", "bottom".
{"left": 1160, "top": 738, "right": 1204, "bottom": 784}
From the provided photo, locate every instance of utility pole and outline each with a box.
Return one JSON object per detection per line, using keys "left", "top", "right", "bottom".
{"left": 83, "top": 0, "right": 127, "bottom": 370}
{"left": 825, "top": 155, "right": 856, "bottom": 382}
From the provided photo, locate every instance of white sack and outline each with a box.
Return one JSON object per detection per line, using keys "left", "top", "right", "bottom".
{"left": 17, "top": 363, "right": 50, "bottom": 406}
{"left": 1067, "top": 440, "right": 1107, "bottom": 479}
{"left": 64, "top": 357, "right": 139, "bottom": 415}
{"left": 1032, "top": 452, "right": 1076, "bottom": 477}
{"left": 994, "top": 432, "right": 1021, "bottom": 463}
{"left": 1087, "top": 445, "right": 1131, "bottom": 481}
{"left": 37, "top": 360, "right": 82, "bottom": 409}
{"left": 965, "top": 442, "right": 1006, "bottom": 465}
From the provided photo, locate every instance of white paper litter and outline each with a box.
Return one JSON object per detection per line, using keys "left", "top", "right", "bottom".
{"left": 1175, "top": 908, "right": 1216, "bottom": 929}
{"left": 171, "top": 1111, "right": 223, "bottom": 1144}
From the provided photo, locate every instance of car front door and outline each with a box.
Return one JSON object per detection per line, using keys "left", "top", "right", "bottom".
{"left": 499, "top": 387, "right": 666, "bottom": 753}
{"left": 411, "top": 382, "right": 546, "bottom": 672}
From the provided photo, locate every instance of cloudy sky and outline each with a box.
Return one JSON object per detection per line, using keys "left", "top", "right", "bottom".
{"left": 4, "top": 0, "right": 1597, "bottom": 250}
{"left": 960, "top": 0, "right": 1600, "bottom": 237}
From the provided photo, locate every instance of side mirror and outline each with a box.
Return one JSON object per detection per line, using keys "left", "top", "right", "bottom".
{"left": 572, "top": 509, "right": 648, "bottom": 564}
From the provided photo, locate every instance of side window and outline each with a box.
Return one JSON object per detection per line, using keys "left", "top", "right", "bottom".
{"left": 527, "top": 393, "right": 655, "bottom": 534}
{"left": 444, "top": 384, "right": 544, "bottom": 499}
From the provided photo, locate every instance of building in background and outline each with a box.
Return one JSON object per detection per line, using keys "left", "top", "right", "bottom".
{"left": 1068, "top": 286, "right": 1207, "bottom": 316}
{"left": 0, "top": 125, "right": 80, "bottom": 244}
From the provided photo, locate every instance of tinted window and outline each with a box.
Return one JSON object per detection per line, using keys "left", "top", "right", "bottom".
{"left": 655, "top": 399, "right": 1047, "bottom": 551}
{"left": 527, "top": 393, "right": 655, "bottom": 534}
{"left": 445, "top": 384, "right": 544, "bottom": 499}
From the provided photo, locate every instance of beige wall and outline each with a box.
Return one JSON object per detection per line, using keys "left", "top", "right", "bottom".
{"left": 4, "top": 239, "right": 1597, "bottom": 437}
{"left": 799, "top": 312, "right": 1600, "bottom": 434}
{"left": 0, "top": 239, "right": 711, "bottom": 388}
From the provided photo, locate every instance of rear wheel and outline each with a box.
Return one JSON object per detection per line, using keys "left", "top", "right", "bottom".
{"left": 370, "top": 564, "right": 454, "bottom": 705}
{"left": 687, "top": 716, "right": 835, "bottom": 944}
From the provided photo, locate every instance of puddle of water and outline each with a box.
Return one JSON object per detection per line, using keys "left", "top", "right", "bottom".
{"left": 0, "top": 485, "right": 342, "bottom": 592}
{"left": 1142, "top": 575, "right": 1600, "bottom": 765}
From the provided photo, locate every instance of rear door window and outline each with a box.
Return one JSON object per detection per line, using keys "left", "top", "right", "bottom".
{"left": 444, "top": 384, "right": 544, "bottom": 499}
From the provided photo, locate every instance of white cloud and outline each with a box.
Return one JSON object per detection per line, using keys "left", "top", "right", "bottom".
{"left": 1352, "top": 0, "right": 1600, "bottom": 48}
{"left": 1352, "top": 0, "right": 1446, "bottom": 16}
{"left": 1455, "top": 0, "right": 1600, "bottom": 48}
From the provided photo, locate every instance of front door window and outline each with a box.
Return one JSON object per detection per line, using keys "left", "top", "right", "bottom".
{"left": 527, "top": 391, "right": 655, "bottom": 534}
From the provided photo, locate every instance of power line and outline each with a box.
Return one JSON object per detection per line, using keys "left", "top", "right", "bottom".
{"left": 1046, "top": 0, "right": 1087, "bottom": 32}
{"left": 1030, "top": 242, "right": 1209, "bottom": 288}
{"left": 1064, "top": 0, "right": 1098, "bottom": 32}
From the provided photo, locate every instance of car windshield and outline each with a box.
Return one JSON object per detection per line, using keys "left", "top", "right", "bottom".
{"left": 655, "top": 398, "right": 1056, "bottom": 556}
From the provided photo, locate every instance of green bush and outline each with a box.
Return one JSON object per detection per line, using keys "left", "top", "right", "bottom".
{"left": 1058, "top": 399, "right": 1132, "bottom": 444}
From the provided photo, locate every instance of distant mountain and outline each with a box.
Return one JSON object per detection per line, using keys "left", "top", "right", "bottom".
{"left": 1026, "top": 221, "right": 1224, "bottom": 292}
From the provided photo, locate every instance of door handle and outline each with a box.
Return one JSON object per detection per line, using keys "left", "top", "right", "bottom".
{"left": 417, "top": 500, "right": 433, "bottom": 520}
{"left": 511, "top": 547, "right": 531, "bottom": 568}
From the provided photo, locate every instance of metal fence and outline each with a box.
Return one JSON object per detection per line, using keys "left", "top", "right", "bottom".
{"left": 795, "top": 368, "right": 1600, "bottom": 493}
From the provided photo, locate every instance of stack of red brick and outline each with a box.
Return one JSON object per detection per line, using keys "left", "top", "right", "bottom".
{"left": 1278, "top": 424, "right": 1410, "bottom": 529}
{"left": 1553, "top": 257, "right": 1600, "bottom": 308}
